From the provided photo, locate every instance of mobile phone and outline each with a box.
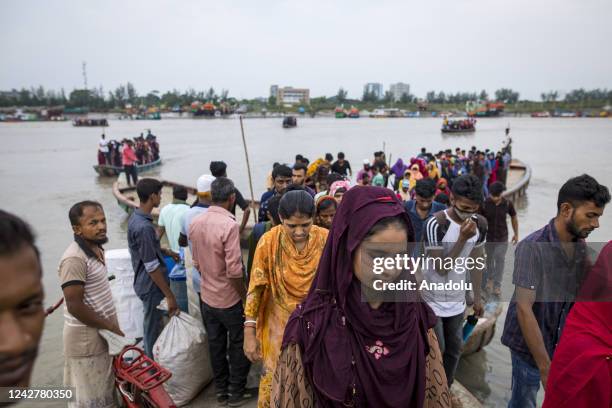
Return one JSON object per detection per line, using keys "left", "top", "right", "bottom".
{"left": 470, "top": 214, "right": 479, "bottom": 222}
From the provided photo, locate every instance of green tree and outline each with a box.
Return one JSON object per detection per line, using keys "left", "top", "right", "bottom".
{"left": 495, "top": 88, "right": 520, "bottom": 103}
{"left": 268, "top": 95, "right": 277, "bottom": 106}
{"left": 68, "top": 89, "right": 92, "bottom": 107}
{"left": 126, "top": 82, "right": 138, "bottom": 104}
{"left": 399, "top": 92, "right": 412, "bottom": 104}
{"left": 479, "top": 89, "right": 488, "bottom": 101}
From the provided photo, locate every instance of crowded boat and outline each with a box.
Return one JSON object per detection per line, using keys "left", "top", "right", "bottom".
{"left": 95, "top": 130, "right": 161, "bottom": 179}
{"left": 442, "top": 117, "right": 476, "bottom": 133}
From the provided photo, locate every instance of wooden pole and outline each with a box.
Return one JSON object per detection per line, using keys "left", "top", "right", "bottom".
{"left": 239, "top": 116, "right": 258, "bottom": 224}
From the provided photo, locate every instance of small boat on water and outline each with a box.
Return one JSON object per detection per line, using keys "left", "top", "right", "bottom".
{"left": 93, "top": 157, "right": 162, "bottom": 177}
{"left": 73, "top": 118, "right": 109, "bottom": 127}
{"left": 441, "top": 118, "right": 476, "bottom": 133}
{"left": 531, "top": 111, "right": 551, "bottom": 118}
{"left": 348, "top": 107, "right": 360, "bottom": 118}
{"left": 282, "top": 116, "right": 297, "bottom": 128}
{"left": 335, "top": 107, "right": 347, "bottom": 118}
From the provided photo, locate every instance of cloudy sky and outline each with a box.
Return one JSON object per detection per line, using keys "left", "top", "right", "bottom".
{"left": 1, "top": 0, "right": 610, "bottom": 100}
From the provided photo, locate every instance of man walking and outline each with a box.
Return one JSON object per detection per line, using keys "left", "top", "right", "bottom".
{"left": 158, "top": 185, "right": 189, "bottom": 256}
{"left": 479, "top": 181, "right": 519, "bottom": 296}
{"left": 502, "top": 174, "right": 609, "bottom": 408}
{"left": 210, "top": 161, "right": 252, "bottom": 233}
{"left": 128, "top": 178, "right": 179, "bottom": 358}
{"left": 422, "top": 175, "right": 486, "bottom": 402}
{"left": 405, "top": 179, "right": 447, "bottom": 243}
{"left": 331, "top": 152, "right": 352, "bottom": 177}
{"left": 189, "top": 177, "right": 254, "bottom": 406}
{"left": 258, "top": 164, "right": 292, "bottom": 222}
{"left": 291, "top": 163, "right": 316, "bottom": 196}
{"left": 59, "top": 201, "right": 122, "bottom": 407}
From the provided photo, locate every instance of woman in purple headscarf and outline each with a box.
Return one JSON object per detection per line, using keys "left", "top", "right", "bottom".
{"left": 270, "top": 186, "right": 450, "bottom": 407}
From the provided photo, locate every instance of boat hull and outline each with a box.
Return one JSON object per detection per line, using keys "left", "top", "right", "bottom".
{"left": 93, "top": 158, "right": 162, "bottom": 176}
{"left": 441, "top": 128, "right": 476, "bottom": 134}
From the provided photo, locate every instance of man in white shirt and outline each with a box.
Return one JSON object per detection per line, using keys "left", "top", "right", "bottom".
{"left": 421, "top": 175, "right": 487, "bottom": 393}
{"left": 98, "top": 134, "right": 109, "bottom": 164}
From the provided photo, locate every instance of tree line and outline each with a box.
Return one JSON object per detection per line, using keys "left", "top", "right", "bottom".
{"left": 1, "top": 84, "right": 610, "bottom": 109}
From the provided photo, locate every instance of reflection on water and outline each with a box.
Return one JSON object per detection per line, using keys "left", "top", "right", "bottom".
{"left": 1, "top": 117, "right": 611, "bottom": 406}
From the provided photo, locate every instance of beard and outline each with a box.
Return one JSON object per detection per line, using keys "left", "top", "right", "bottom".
{"left": 89, "top": 236, "right": 109, "bottom": 245}
{"left": 566, "top": 214, "right": 591, "bottom": 239}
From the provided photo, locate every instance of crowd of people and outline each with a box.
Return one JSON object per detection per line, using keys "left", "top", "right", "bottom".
{"left": 1, "top": 138, "right": 611, "bottom": 408}
{"left": 442, "top": 117, "right": 477, "bottom": 131}
{"left": 97, "top": 130, "right": 160, "bottom": 184}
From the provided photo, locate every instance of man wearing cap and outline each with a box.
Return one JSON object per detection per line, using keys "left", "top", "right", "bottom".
{"left": 356, "top": 159, "right": 373, "bottom": 185}
{"left": 179, "top": 174, "right": 214, "bottom": 300}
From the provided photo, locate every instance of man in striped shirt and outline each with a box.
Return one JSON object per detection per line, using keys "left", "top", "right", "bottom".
{"left": 59, "top": 201, "right": 122, "bottom": 408}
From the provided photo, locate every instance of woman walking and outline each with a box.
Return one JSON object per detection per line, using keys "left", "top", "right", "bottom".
{"left": 243, "top": 190, "right": 329, "bottom": 407}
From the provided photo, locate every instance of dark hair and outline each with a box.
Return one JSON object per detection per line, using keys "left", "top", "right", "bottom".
{"left": 0, "top": 210, "right": 40, "bottom": 265}
{"left": 489, "top": 181, "right": 506, "bottom": 197}
{"left": 272, "top": 164, "right": 292, "bottom": 180}
{"left": 68, "top": 200, "right": 103, "bottom": 226}
{"left": 284, "top": 184, "right": 306, "bottom": 193}
{"left": 303, "top": 157, "right": 310, "bottom": 165}
{"left": 272, "top": 162, "right": 280, "bottom": 169}
{"left": 451, "top": 175, "right": 483, "bottom": 203}
{"left": 317, "top": 197, "right": 337, "bottom": 213}
{"left": 434, "top": 193, "right": 450, "bottom": 205}
{"left": 366, "top": 215, "right": 409, "bottom": 238}
{"left": 279, "top": 190, "right": 315, "bottom": 219}
{"left": 557, "top": 174, "right": 610, "bottom": 211}
{"left": 337, "top": 152, "right": 345, "bottom": 159}
{"left": 267, "top": 195, "right": 282, "bottom": 225}
{"left": 295, "top": 154, "right": 304, "bottom": 162}
{"left": 325, "top": 153, "right": 333, "bottom": 162}
{"left": 326, "top": 172, "right": 344, "bottom": 186}
{"left": 374, "top": 151, "right": 382, "bottom": 158}
{"left": 414, "top": 179, "right": 436, "bottom": 199}
{"left": 172, "top": 185, "right": 188, "bottom": 201}
{"left": 137, "top": 178, "right": 163, "bottom": 202}
{"left": 211, "top": 177, "right": 235, "bottom": 203}
{"left": 209, "top": 161, "right": 227, "bottom": 178}
{"left": 293, "top": 162, "right": 308, "bottom": 173}
{"left": 421, "top": 147, "right": 426, "bottom": 153}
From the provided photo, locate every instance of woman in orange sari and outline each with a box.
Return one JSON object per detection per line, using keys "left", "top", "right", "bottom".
{"left": 243, "top": 190, "right": 328, "bottom": 407}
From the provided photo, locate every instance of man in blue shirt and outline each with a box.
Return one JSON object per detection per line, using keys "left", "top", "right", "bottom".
{"left": 258, "top": 164, "right": 292, "bottom": 222}
{"left": 502, "top": 174, "right": 609, "bottom": 408}
{"left": 405, "top": 179, "right": 446, "bottom": 243}
{"left": 127, "top": 178, "right": 179, "bottom": 358}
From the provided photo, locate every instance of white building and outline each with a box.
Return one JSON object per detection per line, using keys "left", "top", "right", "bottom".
{"left": 389, "top": 83, "right": 411, "bottom": 102}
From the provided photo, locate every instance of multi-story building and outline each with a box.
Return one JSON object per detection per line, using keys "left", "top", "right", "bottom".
{"left": 269, "top": 85, "right": 279, "bottom": 99}
{"left": 276, "top": 87, "right": 310, "bottom": 106}
{"left": 389, "top": 82, "right": 411, "bottom": 102}
{"left": 363, "top": 83, "right": 383, "bottom": 100}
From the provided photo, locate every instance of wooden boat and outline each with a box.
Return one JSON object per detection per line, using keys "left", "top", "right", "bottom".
{"left": 459, "top": 159, "right": 530, "bottom": 357}
{"left": 73, "top": 118, "right": 109, "bottom": 127}
{"left": 441, "top": 127, "right": 476, "bottom": 134}
{"left": 93, "top": 157, "right": 162, "bottom": 177}
{"left": 282, "top": 116, "right": 297, "bottom": 128}
{"left": 112, "top": 179, "right": 260, "bottom": 246}
{"left": 348, "top": 107, "right": 360, "bottom": 118}
{"left": 335, "top": 107, "right": 347, "bottom": 118}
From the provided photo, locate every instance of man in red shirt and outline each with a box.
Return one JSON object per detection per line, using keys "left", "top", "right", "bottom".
{"left": 122, "top": 140, "right": 138, "bottom": 186}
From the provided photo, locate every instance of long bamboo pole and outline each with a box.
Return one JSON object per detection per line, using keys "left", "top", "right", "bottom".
{"left": 239, "top": 116, "right": 258, "bottom": 224}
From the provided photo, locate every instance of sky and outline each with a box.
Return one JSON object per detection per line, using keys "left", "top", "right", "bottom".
{"left": 1, "top": 0, "right": 611, "bottom": 100}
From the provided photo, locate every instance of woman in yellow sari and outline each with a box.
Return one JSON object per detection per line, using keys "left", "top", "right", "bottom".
{"left": 243, "top": 190, "right": 328, "bottom": 407}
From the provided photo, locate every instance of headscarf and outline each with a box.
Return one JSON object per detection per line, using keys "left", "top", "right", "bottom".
{"left": 427, "top": 162, "right": 439, "bottom": 181}
{"left": 542, "top": 241, "right": 612, "bottom": 408}
{"left": 282, "top": 186, "right": 437, "bottom": 407}
{"left": 408, "top": 164, "right": 423, "bottom": 191}
{"left": 329, "top": 180, "right": 351, "bottom": 198}
{"left": 390, "top": 158, "right": 408, "bottom": 179}
{"left": 435, "top": 178, "right": 451, "bottom": 197}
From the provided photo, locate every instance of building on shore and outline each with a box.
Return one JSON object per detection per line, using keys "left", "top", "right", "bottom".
{"left": 389, "top": 82, "right": 411, "bottom": 102}
{"left": 270, "top": 85, "right": 279, "bottom": 99}
{"left": 275, "top": 86, "right": 310, "bottom": 106}
{"left": 364, "top": 83, "right": 383, "bottom": 100}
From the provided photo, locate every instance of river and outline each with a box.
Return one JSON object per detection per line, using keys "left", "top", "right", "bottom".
{"left": 1, "top": 116, "right": 610, "bottom": 407}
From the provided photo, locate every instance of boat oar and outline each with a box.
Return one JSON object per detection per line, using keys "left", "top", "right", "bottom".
{"left": 239, "top": 116, "right": 258, "bottom": 224}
